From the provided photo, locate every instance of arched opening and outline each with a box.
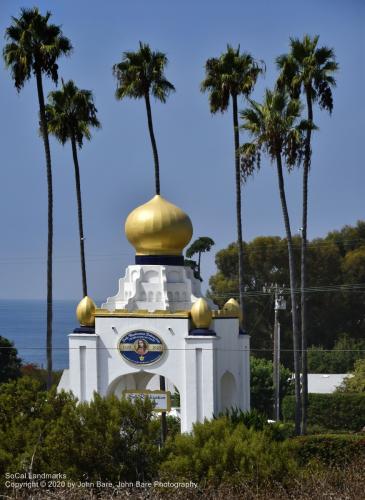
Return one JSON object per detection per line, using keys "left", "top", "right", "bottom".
{"left": 220, "top": 371, "right": 237, "bottom": 412}
{"left": 143, "top": 270, "right": 159, "bottom": 283}
{"left": 107, "top": 372, "right": 181, "bottom": 417}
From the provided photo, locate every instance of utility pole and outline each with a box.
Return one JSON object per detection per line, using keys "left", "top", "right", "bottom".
{"left": 264, "top": 283, "right": 286, "bottom": 421}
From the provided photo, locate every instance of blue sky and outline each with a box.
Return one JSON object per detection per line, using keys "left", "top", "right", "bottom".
{"left": 0, "top": 0, "right": 364, "bottom": 300}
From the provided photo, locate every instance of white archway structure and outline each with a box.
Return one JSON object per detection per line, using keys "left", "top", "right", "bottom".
{"left": 58, "top": 195, "right": 250, "bottom": 432}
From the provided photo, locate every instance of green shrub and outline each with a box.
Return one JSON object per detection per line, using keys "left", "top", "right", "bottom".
{"left": 282, "top": 393, "right": 365, "bottom": 431}
{"left": 20, "top": 363, "right": 62, "bottom": 389}
{"left": 166, "top": 415, "right": 181, "bottom": 438}
{"left": 250, "top": 356, "right": 293, "bottom": 417}
{"left": 215, "top": 408, "right": 267, "bottom": 429}
{"left": 0, "top": 377, "right": 161, "bottom": 489}
{"left": 160, "top": 417, "right": 297, "bottom": 486}
{"left": 214, "top": 408, "right": 294, "bottom": 441}
{"left": 289, "top": 434, "right": 365, "bottom": 466}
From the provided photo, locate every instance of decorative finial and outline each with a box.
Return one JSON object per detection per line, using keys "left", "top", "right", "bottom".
{"left": 76, "top": 296, "right": 96, "bottom": 326}
{"left": 223, "top": 298, "right": 243, "bottom": 323}
{"left": 191, "top": 298, "right": 212, "bottom": 329}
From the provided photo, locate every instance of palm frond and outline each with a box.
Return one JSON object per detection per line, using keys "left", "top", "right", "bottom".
{"left": 201, "top": 46, "right": 264, "bottom": 115}
{"left": 3, "top": 7, "right": 72, "bottom": 89}
{"left": 113, "top": 42, "right": 175, "bottom": 103}
{"left": 45, "top": 79, "right": 100, "bottom": 148}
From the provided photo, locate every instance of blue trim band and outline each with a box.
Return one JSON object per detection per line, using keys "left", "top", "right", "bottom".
{"left": 135, "top": 255, "right": 184, "bottom": 266}
{"left": 73, "top": 326, "right": 95, "bottom": 334}
{"left": 189, "top": 328, "right": 216, "bottom": 336}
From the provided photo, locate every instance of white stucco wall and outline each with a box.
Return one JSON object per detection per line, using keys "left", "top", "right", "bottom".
{"left": 59, "top": 264, "right": 250, "bottom": 432}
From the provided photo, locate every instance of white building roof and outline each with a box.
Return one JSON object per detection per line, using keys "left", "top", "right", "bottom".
{"left": 307, "top": 373, "right": 352, "bottom": 393}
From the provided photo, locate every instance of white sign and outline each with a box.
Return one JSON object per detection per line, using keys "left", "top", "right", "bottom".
{"left": 123, "top": 390, "right": 171, "bottom": 412}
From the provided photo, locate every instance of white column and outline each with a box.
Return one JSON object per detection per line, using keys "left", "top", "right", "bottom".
{"left": 183, "top": 336, "right": 217, "bottom": 432}
{"left": 69, "top": 334, "right": 99, "bottom": 401}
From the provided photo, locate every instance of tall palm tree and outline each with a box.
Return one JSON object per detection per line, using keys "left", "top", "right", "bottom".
{"left": 45, "top": 80, "right": 101, "bottom": 298}
{"left": 3, "top": 8, "right": 72, "bottom": 389}
{"left": 201, "top": 46, "right": 263, "bottom": 329}
{"left": 113, "top": 42, "right": 175, "bottom": 195}
{"left": 277, "top": 35, "right": 338, "bottom": 434}
{"left": 113, "top": 42, "right": 174, "bottom": 444}
{"left": 240, "top": 88, "right": 307, "bottom": 435}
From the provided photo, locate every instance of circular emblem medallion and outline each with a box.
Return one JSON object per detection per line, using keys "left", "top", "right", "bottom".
{"left": 118, "top": 330, "right": 165, "bottom": 365}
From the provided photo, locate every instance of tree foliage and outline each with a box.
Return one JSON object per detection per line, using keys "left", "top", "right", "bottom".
{"left": 240, "top": 88, "right": 308, "bottom": 177}
{"left": 0, "top": 336, "right": 21, "bottom": 384}
{"left": 250, "top": 356, "right": 293, "bottom": 417}
{"left": 186, "top": 237, "right": 215, "bottom": 259}
{"left": 185, "top": 236, "right": 215, "bottom": 281}
{"left": 113, "top": 41, "right": 175, "bottom": 102}
{"left": 201, "top": 45, "right": 263, "bottom": 112}
{"left": 282, "top": 393, "right": 365, "bottom": 431}
{"left": 338, "top": 359, "right": 365, "bottom": 393}
{"left": 308, "top": 335, "right": 365, "bottom": 373}
{"left": 276, "top": 34, "right": 338, "bottom": 113}
{"left": 45, "top": 79, "right": 100, "bottom": 148}
{"left": 208, "top": 221, "right": 365, "bottom": 368}
{"left": 3, "top": 7, "right": 72, "bottom": 90}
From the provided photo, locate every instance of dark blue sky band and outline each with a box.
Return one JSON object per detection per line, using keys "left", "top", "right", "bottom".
{"left": 135, "top": 255, "right": 184, "bottom": 266}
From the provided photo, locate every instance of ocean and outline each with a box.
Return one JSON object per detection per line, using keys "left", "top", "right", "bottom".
{"left": 0, "top": 299, "right": 82, "bottom": 370}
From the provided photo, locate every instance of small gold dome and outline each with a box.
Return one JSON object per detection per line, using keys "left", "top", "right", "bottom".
{"left": 223, "top": 298, "right": 243, "bottom": 322}
{"left": 76, "top": 296, "right": 96, "bottom": 326}
{"left": 125, "top": 195, "right": 193, "bottom": 255}
{"left": 191, "top": 298, "right": 212, "bottom": 329}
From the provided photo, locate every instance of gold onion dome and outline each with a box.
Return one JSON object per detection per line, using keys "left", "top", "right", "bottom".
{"left": 76, "top": 296, "right": 96, "bottom": 326}
{"left": 125, "top": 195, "right": 193, "bottom": 255}
{"left": 223, "top": 298, "right": 243, "bottom": 322}
{"left": 191, "top": 298, "right": 212, "bottom": 329}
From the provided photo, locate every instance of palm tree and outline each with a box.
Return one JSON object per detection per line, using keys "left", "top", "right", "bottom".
{"left": 201, "top": 46, "right": 263, "bottom": 329}
{"left": 240, "top": 88, "right": 307, "bottom": 435}
{"left": 277, "top": 35, "right": 338, "bottom": 434}
{"left": 3, "top": 8, "right": 72, "bottom": 389}
{"left": 45, "top": 80, "right": 101, "bottom": 297}
{"left": 113, "top": 42, "right": 174, "bottom": 444}
{"left": 113, "top": 42, "right": 175, "bottom": 195}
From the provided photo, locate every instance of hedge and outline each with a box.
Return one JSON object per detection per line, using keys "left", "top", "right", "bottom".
{"left": 282, "top": 393, "right": 365, "bottom": 431}
{"left": 289, "top": 434, "right": 365, "bottom": 466}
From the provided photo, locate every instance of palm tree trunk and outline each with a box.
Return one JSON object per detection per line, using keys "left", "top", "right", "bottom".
{"left": 71, "top": 135, "right": 88, "bottom": 297}
{"left": 145, "top": 92, "right": 166, "bottom": 438}
{"left": 275, "top": 152, "right": 301, "bottom": 434}
{"left": 300, "top": 89, "right": 313, "bottom": 435}
{"left": 145, "top": 93, "right": 160, "bottom": 195}
{"left": 232, "top": 94, "right": 245, "bottom": 328}
{"left": 35, "top": 68, "right": 53, "bottom": 390}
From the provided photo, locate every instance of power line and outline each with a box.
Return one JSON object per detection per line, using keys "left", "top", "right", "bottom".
{"left": 0, "top": 347, "right": 364, "bottom": 353}
{"left": 210, "top": 283, "right": 365, "bottom": 298}
{"left": 0, "top": 237, "right": 364, "bottom": 264}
